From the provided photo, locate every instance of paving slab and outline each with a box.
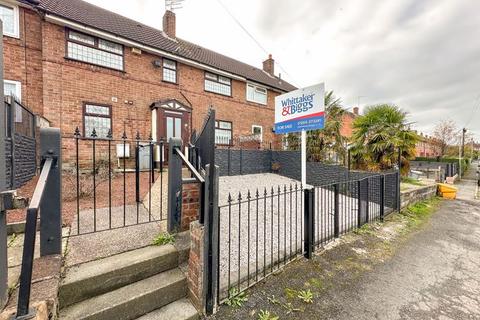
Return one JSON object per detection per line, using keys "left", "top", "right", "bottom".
{"left": 7, "top": 229, "right": 69, "bottom": 268}
{"left": 65, "top": 220, "right": 167, "bottom": 267}
{"left": 5, "top": 255, "right": 62, "bottom": 310}
{"left": 137, "top": 298, "right": 198, "bottom": 320}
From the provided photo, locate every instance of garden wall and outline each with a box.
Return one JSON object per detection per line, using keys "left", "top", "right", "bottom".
{"left": 411, "top": 160, "right": 458, "bottom": 179}
{"left": 400, "top": 184, "right": 438, "bottom": 209}
{"left": 5, "top": 133, "right": 36, "bottom": 189}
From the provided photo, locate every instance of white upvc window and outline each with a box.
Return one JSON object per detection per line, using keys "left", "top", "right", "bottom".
{"left": 0, "top": 2, "right": 19, "bottom": 38}
{"left": 252, "top": 125, "right": 263, "bottom": 142}
{"left": 67, "top": 29, "right": 124, "bottom": 71}
{"left": 246, "top": 83, "right": 267, "bottom": 105}
{"left": 205, "top": 72, "right": 231, "bottom": 96}
{"left": 4, "top": 79, "right": 21, "bottom": 100}
{"left": 162, "top": 58, "right": 177, "bottom": 83}
{"left": 83, "top": 103, "right": 112, "bottom": 138}
{"left": 215, "top": 120, "right": 233, "bottom": 145}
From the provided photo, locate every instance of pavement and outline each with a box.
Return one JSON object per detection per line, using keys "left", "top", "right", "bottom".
{"left": 325, "top": 194, "right": 480, "bottom": 319}
{"left": 456, "top": 160, "right": 479, "bottom": 201}
{"left": 212, "top": 162, "right": 480, "bottom": 320}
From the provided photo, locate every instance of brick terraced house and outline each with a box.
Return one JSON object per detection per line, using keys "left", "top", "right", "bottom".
{"left": 415, "top": 132, "right": 440, "bottom": 158}
{"left": 2, "top": 0, "right": 296, "bottom": 165}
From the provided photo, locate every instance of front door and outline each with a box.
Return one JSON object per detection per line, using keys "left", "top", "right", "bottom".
{"left": 152, "top": 99, "right": 192, "bottom": 165}
{"left": 165, "top": 115, "right": 183, "bottom": 141}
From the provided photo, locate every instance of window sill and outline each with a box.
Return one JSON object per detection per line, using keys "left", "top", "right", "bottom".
{"left": 3, "top": 33, "right": 20, "bottom": 39}
{"left": 162, "top": 80, "right": 179, "bottom": 85}
{"left": 204, "top": 89, "right": 232, "bottom": 98}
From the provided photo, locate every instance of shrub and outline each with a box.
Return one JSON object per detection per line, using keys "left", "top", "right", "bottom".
{"left": 62, "top": 157, "right": 114, "bottom": 201}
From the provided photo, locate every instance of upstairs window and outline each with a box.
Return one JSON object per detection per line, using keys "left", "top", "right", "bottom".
{"left": 67, "top": 30, "right": 124, "bottom": 71}
{"left": 205, "top": 72, "right": 231, "bottom": 96}
{"left": 215, "top": 120, "right": 232, "bottom": 145}
{"left": 162, "top": 58, "right": 177, "bottom": 83}
{"left": 0, "top": 3, "right": 19, "bottom": 38}
{"left": 246, "top": 83, "right": 267, "bottom": 105}
{"left": 83, "top": 103, "right": 112, "bottom": 138}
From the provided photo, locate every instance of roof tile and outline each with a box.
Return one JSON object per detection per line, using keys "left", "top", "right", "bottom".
{"left": 36, "top": 0, "right": 296, "bottom": 92}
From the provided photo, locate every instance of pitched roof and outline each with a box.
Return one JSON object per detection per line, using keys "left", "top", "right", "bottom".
{"left": 35, "top": 0, "right": 296, "bottom": 92}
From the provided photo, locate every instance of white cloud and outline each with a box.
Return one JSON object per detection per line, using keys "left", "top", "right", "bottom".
{"left": 83, "top": 0, "right": 480, "bottom": 139}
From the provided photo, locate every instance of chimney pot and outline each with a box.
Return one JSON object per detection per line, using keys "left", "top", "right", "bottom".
{"left": 163, "top": 10, "right": 176, "bottom": 38}
{"left": 263, "top": 54, "right": 274, "bottom": 76}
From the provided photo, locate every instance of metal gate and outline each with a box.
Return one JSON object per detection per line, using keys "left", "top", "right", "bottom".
{"left": 65, "top": 128, "right": 167, "bottom": 236}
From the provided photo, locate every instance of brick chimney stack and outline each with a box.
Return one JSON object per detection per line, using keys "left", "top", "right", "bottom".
{"left": 353, "top": 107, "right": 359, "bottom": 115}
{"left": 163, "top": 10, "right": 176, "bottom": 38}
{"left": 263, "top": 54, "right": 274, "bottom": 76}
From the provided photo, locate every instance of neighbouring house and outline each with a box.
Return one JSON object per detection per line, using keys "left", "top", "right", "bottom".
{"left": 415, "top": 132, "right": 440, "bottom": 158}
{"left": 2, "top": 0, "right": 296, "bottom": 167}
{"left": 339, "top": 106, "right": 359, "bottom": 139}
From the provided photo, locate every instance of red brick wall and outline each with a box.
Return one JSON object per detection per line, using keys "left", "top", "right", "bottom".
{"left": 3, "top": 6, "right": 43, "bottom": 115}
{"left": 4, "top": 6, "right": 285, "bottom": 164}
{"left": 187, "top": 221, "right": 204, "bottom": 312}
{"left": 181, "top": 183, "right": 201, "bottom": 232}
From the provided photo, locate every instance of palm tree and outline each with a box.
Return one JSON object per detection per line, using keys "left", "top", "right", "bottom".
{"left": 350, "top": 104, "right": 419, "bottom": 174}
{"left": 286, "top": 91, "right": 346, "bottom": 162}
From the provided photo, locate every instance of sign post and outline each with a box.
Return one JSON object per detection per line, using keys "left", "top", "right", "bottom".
{"left": 275, "top": 83, "right": 325, "bottom": 186}
{"left": 301, "top": 130, "right": 307, "bottom": 186}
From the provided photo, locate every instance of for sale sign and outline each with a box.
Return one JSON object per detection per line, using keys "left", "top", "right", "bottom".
{"left": 274, "top": 83, "right": 325, "bottom": 134}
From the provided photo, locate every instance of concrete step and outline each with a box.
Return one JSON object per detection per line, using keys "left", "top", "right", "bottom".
{"left": 60, "top": 245, "right": 178, "bottom": 308}
{"left": 136, "top": 298, "right": 199, "bottom": 320}
{"left": 59, "top": 268, "right": 187, "bottom": 320}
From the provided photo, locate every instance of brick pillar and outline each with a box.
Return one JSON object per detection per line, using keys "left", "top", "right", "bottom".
{"left": 181, "top": 183, "right": 200, "bottom": 232}
{"left": 188, "top": 221, "right": 204, "bottom": 313}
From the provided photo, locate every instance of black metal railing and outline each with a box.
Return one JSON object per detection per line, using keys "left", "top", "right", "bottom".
{"left": 66, "top": 128, "right": 166, "bottom": 236}
{"left": 13, "top": 127, "right": 63, "bottom": 319}
{"left": 217, "top": 184, "right": 304, "bottom": 302}
{"left": 216, "top": 171, "right": 400, "bottom": 304}
{"left": 15, "top": 158, "right": 52, "bottom": 317}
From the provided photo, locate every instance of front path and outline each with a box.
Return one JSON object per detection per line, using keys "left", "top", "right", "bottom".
{"left": 212, "top": 185, "right": 480, "bottom": 319}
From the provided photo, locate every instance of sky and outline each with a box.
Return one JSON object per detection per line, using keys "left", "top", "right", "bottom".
{"left": 84, "top": 0, "right": 480, "bottom": 140}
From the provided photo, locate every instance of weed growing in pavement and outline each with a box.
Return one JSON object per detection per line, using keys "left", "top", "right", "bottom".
{"left": 282, "top": 302, "right": 300, "bottom": 314}
{"left": 268, "top": 293, "right": 301, "bottom": 314}
{"left": 152, "top": 232, "right": 175, "bottom": 246}
{"left": 354, "top": 223, "right": 376, "bottom": 236}
{"left": 7, "top": 233, "right": 17, "bottom": 248}
{"left": 267, "top": 294, "right": 281, "bottom": 305}
{"left": 258, "top": 310, "right": 279, "bottom": 320}
{"left": 400, "top": 197, "right": 441, "bottom": 230}
{"left": 224, "top": 288, "right": 248, "bottom": 307}
{"left": 297, "top": 289, "right": 314, "bottom": 303}
{"left": 283, "top": 288, "right": 297, "bottom": 300}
